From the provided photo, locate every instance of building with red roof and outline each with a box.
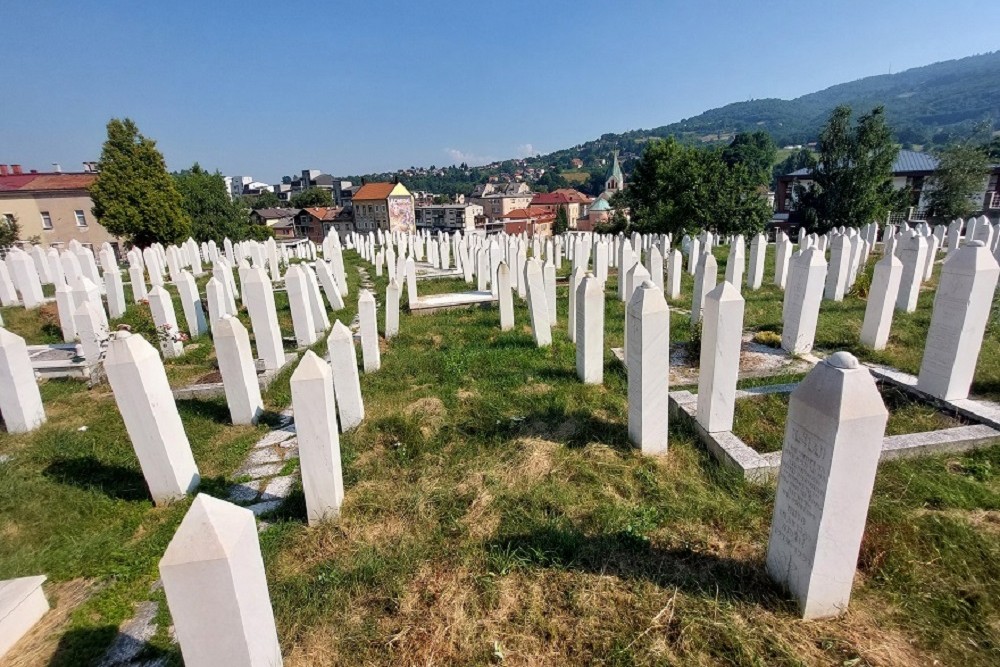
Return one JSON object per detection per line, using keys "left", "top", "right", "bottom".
{"left": 530, "top": 188, "right": 593, "bottom": 230}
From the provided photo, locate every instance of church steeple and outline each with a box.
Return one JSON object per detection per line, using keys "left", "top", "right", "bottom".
{"left": 605, "top": 150, "right": 624, "bottom": 193}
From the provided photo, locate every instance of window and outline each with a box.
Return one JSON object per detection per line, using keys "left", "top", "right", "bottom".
{"left": 40, "top": 211, "right": 53, "bottom": 230}
{"left": 75, "top": 210, "right": 88, "bottom": 227}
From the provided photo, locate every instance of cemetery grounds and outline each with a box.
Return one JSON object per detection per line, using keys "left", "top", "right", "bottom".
{"left": 0, "top": 246, "right": 999, "bottom": 666}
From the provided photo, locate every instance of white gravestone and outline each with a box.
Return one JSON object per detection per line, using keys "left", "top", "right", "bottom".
{"left": 285, "top": 265, "right": 317, "bottom": 347}
{"left": 667, "top": 249, "right": 683, "bottom": 299}
{"left": 824, "top": 235, "right": 850, "bottom": 302}
{"left": 748, "top": 233, "right": 766, "bottom": 290}
{"left": 895, "top": 233, "right": 928, "bottom": 313}
{"left": 691, "top": 252, "right": 718, "bottom": 322}
{"left": 291, "top": 351, "right": 346, "bottom": 524}
{"left": 859, "top": 253, "right": 903, "bottom": 350}
{"left": 104, "top": 331, "right": 199, "bottom": 504}
{"left": 766, "top": 352, "right": 888, "bottom": 619}
{"left": 725, "top": 236, "right": 745, "bottom": 293}
{"left": 576, "top": 273, "right": 605, "bottom": 384}
{"left": 214, "top": 315, "right": 264, "bottom": 425}
{"left": 0, "top": 328, "right": 46, "bottom": 433}
{"left": 781, "top": 248, "right": 826, "bottom": 354}
{"left": 524, "top": 258, "right": 551, "bottom": 347}
{"left": 627, "top": 281, "right": 670, "bottom": 455}
{"left": 327, "top": 321, "right": 364, "bottom": 431}
{"left": 160, "top": 494, "right": 283, "bottom": 667}
{"left": 497, "top": 262, "right": 514, "bottom": 332}
{"left": 567, "top": 266, "right": 584, "bottom": 342}
{"left": 147, "top": 285, "right": 184, "bottom": 358}
{"left": 243, "top": 267, "right": 286, "bottom": 371}
{"left": 359, "top": 289, "right": 381, "bottom": 372}
{"left": 696, "top": 282, "right": 745, "bottom": 433}
{"left": 917, "top": 241, "right": 1000, "bottom": 400}
{"left": 175, "top": 271, "right": 207, "bottom": 338}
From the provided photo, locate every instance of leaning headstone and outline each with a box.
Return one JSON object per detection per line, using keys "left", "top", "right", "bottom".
{"left": 497, "top": 262, "right": 514, "bottom": 332}
{"left": 359, "top": 289, "right": 380, "bottom": 372}
{"left": 627, "top": 281, "right": 670, "bottom": 455}
{"left": 781, "top": 248, "right": 826, "bottom": 354}
{"left": 302, "top": 265, "right": 330, "bottom": 334}
{"left": 285, "top": 265, "right": 317, "bottom": 347}
{"left": 74, "top": 301, "right": 108, "bottom": 363}
{"left": 667, "top": 249, "right": 683, "bottom": 299}
{"left": 327, "top": 321, "right": 364, "bottom": 431}
{"left": 315, "top": 261, "right": 345, "bottom": 311}
{"left": 691, "top": 252, "right": 718, "bottom": 322}
{"left": 696, "top": 282, "right": 745, "bottom": 433}
{"left": 0, "top": 328, "right": 46, "bottom": 433}
{"left": 860, "top": 253, "right": 903, "bottom": 350}
{"left": 895, "top": 233, "right": 928, "bottom": 313}
{"left": 824, "top": 235, "right": 850, "bottom": 302}
{"left": 725, "top": 236, "right": 745, "bottom": 293}
{"left": 748, "top": 233, "right": 766, "bottom": 290}
{"left": 213, "top": 315, "right": 263, "bottom": 425}
{"left": 766, "top": 351, "right": 888, "bottom": 619}
{"left": 0, "top": 260, "right": 19, "bottom": 307}
{"left": 916, "top": 241, "right": 1000, "bottom": 400}
{"left": 147, "top": 285, "right": 184, "bottom": 358}
{"left": 6, "top": 250, "right": 44, "bottom": 309}
{"left": 175, "top": 271, "right": 208, "bottom": 338}
{"left": 159, "top": 494, "right": 283, "bottom": 667}
{"left": 244, "top": 267, "right": 285, "bottom": 371}
{"left": 291, "top": 351, "right": 346, "bottom": 524}
{"left": 524, "top": 258, "right": 551, "bottom": 347}
{"left": 104, "top": 331, "right": 199, "bottom": 504}
{"left": 576, "top": 273, "right": 605, "bottom": 384}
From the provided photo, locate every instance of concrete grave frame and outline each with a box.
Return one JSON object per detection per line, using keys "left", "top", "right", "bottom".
{"left": 670, "top": 362, "right": 1000, "bottom": 483}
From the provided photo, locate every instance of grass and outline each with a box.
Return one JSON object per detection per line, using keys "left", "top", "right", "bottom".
{"left": 1, "top": 245, "right": 999, "bottom": 665}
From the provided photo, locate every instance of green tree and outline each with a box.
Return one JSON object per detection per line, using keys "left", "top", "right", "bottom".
{"left": 925, "top": 143, "right": 990, "bottom": 220}
{"left": 0, "top": 214, "right": 21, "bottom": 248}
{"left": 722, "top": 130, "right": 777, "bottom": 184}
{"left": 290, "top": 187, "right": 333, "bottom": 208}
{"left": 796, "top": 105, "right": 904, "bottom": 233}
{"left": 553, "top": 207, "right": 569, "bottom": 234}
{"left": 90, "top": 118, "right": 192, "bottom": 247}
{"left": 173, "top": 163, "right": 266, "bottom": 242}
{"left": 249, "top": 190, "right": 282, "bottom": 209}
{"left": 618, "top": 137, "right": 770, "bottom": 237}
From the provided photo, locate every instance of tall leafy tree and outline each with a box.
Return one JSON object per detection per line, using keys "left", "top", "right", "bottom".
{"left": 90, "top": 118, "right": 192, "bottom": 247}
{"left": 0, "top": 214, "right": 22, "bottom": 248}
{"left": 173, "top": 163, "right": 267, "bottom": 242}
{"left": 796, "top": 105, "right": 904, "bottom": 233}
{"left": 722, "top": 131, "right": 776, "bottom": 184}
{"left": 618, "top": 137, "right": 770, "bottom": 237}
{"left": 290, "top": 187, "right": 333, "bottom": 208}
{"left": 553, "top": 207, "right": 569, "bottom": 234}
{"left": 249, "top": 190, "right": 282, "bottom": 210}
{"left": 771, "top": 147, "right": 813, "bottom": 186}
{"left": 925, "top": 143, "right": 990, "bottom": 220}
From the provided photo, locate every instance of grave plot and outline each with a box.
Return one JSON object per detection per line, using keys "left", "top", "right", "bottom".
{"left": 672, "top": 370, "right": 1000, "bottom": 483}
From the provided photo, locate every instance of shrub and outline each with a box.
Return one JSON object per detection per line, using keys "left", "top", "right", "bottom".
{"left": 753, "top": 330, "right": 782, "bottom": 348}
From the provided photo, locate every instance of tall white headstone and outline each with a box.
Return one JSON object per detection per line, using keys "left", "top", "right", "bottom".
{"left": 766, "top": 352, "right": 888, "bottom": 619}
{"left": 725, "top": 236, "right": 745, "bottom": 293}
{"left": 627, "top": 281, "right": 670, "bottom": 455}
{"left": 104, "top": 331, "right": 199, "bottom": 504}
{"left": 696, "top": 282, "right": 745, "bottom": 433}
{"left": 160, "top": 495, "right": 283, "bottom": 667}
{"left": 916, "top": 241, "right": 1000, "bottom": 400}
{"left": 147, "top": 285, "right": 184, "bottom": 358}
{"left": 497, "top": 262, "right": 514, "bottom": 332}
{"left": 781, "top": 248, "right": 826, "bottom": 354}
{"left": 859, "top": 253, "right": 903, "bottom": 350}
{"left": 214, "top": 315, "right": 263, "bottom": 425}
{"left": 691, "top": 252, "right": 718, "bottom": 322}
{"left": 576, "top": 273, "right": 605, "bottom": 384}
{"left": 895, "top": 233, "right": 928, "bottom": 313}
{"left": 359, "top": 289, "right": 380, "bottom": 372}
{"left": 524, "top": 258, "right": 551, "bottom": 347}
{"left": 327, "top": 321, "right": 364, "bottom": 431}
{"left": 291, "top": 351, "right": 346, "bottom": 524}
{"left": 0, "top": 328, "right": 45, "bottom": 433}
{"left": 244, "top": 267, "right": 285, "bottom": 371}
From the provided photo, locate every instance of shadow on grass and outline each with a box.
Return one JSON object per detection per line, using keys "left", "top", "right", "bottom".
{"left": 176, "top": 398, "right": 233, "bottom": 425}
{"left": 486, "top": 526, "right": 790, "bottom": 609}
{"left": 43, "top": 456, "right": 150, "bottom": 502}
{"left": 47, "top": 625, "right": 180, "bottom": 667}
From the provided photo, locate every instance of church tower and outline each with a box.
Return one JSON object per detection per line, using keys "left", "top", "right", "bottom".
{"left": 605, "top": 150, "right": 624, "bottom": 193}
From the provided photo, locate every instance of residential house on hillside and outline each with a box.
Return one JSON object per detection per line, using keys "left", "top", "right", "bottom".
{"left": 250, "top": 207, "right": 298, "bottom": 239}
{"left": 471, "top": 182, "right": 534, "bottom": 222}
{"left": 353, "top": 182, "right": 415, "bottom": 233}
{"left": 0, "top": 164, "right": 120, "bottom": 252}
{"left": 530, "top": 188, "right": 593, "bottom": 230}
{"left": 294, "top": 206, "right": 354, "bottom": 243}
{"left": 775, "top": 149, "right": 1000, "bottom": 231}
{"left": 495, "top": 206, "right": 555, "bottom": 237}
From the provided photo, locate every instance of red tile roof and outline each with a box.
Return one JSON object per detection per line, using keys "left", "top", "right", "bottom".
{"left": 530, "top": 188, "right": 592, "bottom": 206}
{"left": 500, "top": 206, "right": 556, "bottom": 221}
{"left": 302, "top": 206, "right": 342, "bottom": 221}
{"left": 0, "top": 172, "right": 97, "bottom": 193}
{"left": 353, "top": 182, "right": 397, "bottom": 201}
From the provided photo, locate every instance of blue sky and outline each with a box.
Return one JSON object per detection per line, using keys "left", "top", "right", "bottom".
{"left": 3, "top": 0, "right": 999, "bottom": 182}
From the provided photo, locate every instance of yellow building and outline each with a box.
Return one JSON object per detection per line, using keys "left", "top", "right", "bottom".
{"left": 0, "top": 167, "right": 120, "bottom": 251}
